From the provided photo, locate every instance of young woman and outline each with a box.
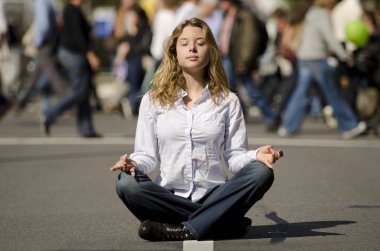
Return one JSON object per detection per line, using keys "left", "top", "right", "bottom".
{"left": 110, "top": 18, "right": 283, "bottom": 241}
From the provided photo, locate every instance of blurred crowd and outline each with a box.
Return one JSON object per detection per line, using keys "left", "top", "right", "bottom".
{"left": 0, "top": 0, "right": 379, "bottom": 139}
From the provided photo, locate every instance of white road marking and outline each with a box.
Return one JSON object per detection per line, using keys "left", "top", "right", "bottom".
{"left": 248, "top": 137, "right": 380, "bottom": 148}
{"left": 0, "top": 137, "right": 379, "bottom": 148}
{"left": 183, "top": 240, "right": 213, "bottom": 251}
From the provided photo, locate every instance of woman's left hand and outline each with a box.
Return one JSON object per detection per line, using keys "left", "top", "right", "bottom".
{"left": 109, "top": 154, "right": 137, "bottom": 176}
{"left": 256, "top": 145, "right": 284, "bottom": 169}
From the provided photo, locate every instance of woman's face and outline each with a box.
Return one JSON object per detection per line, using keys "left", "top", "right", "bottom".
{"left": 176, "top": 25, "right": 210, "bottom": 72}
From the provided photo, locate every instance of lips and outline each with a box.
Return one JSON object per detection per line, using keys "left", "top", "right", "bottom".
{"left": 186, "top": 56, "right": 199, "bottom": 60}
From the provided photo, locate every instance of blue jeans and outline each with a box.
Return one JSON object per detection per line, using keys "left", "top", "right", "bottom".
{"left": 223, "top": 57, "right": 276, "bottom": 124}
{"left": 45, "top": 48, "right": 95, "bottom": 136}
{"left": 282, "top": 59, "right": 358, "bottom": 133}
{"left": 115, "top": 161, "right": 274, "bottom": 240}
{"left": 126, "top": 56, "right": 145, "bottom": 113}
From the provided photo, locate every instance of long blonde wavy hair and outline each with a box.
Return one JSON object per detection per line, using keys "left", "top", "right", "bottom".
{"left": 149, "top": 18, "right": 230, "bottom": 108}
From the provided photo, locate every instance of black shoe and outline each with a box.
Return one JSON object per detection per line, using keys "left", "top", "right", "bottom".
{"left": 82, "top": 132, "right": 102, "bottom": 138}
{"left": 0, "top": 98, "right": 12, "bottom": 119}
{"left": 138, "top": 221, "right": 195, "bottom": 241}
{"left": 40, "top": 116, "right": 51, "bottom": 137}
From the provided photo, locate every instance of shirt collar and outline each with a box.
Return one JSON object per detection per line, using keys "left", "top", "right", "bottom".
{"left": 176, "top": 85, "right": 210, "bottom": 106}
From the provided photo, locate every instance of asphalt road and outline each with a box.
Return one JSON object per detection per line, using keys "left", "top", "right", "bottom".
{"left": 0, "top": 106, "right": 379, "bottom": 251}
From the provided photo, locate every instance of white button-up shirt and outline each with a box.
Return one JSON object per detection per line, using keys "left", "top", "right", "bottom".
{"left": 130, "top": 87, "right": 258, "bottom": 202}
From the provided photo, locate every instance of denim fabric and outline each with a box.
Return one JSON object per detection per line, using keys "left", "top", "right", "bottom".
{"left": 115, "top": 161, "right": 274, "bottom": 239}
{"left": 282, "top": 59, "right": 358, "bottom": 133}
{"left": 223, "top": 57, "right": 276, "bottom": 124}
{"left": 125, "top": 56, "right": 145, "bottom": 112}
{"left": 44, "top": 47, "right": 95, "bottom": 136}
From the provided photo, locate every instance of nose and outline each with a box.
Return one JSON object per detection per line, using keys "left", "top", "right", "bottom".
{"left": 189, "top": 43, "right": 197, "bottom": 53}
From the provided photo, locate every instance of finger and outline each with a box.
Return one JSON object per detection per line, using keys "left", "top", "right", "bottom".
{"left": 120, "top": 154, "right": 128, "bottom": 161}
{"left": 130, "top": 166, "right": 136, "bottom": 177}
{"left": 263, "top": 145, "right": 272, "bottom": 152}
{"left": 110, "top": 165, "right": 121, "bottom": 171}
{"left": 271, "top": 149, "right": 283, "bottom": 159}
{"left": 271, "top": 155, "right": 276, "bottom": 164}
{"left": 265, "top": 160, "right": 273, "bottom": 169}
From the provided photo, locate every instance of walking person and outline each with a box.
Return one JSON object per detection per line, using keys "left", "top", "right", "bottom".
{"left": 140, "top": 0, "right": 179, "bottom": 94}
{"left": 110, "top": 18, "right": 283, "bottom": 241}
{"left": 42, "top": 0, "right": 101, "bottom": 137}
{"left": 218, "top": 0, "right": 277, "bottom": 129}
{"left": 0, "top": 0, "right": 11, "bottom": 119}
{"left": 16, "top": 0, "right": 68, "bottom": 112}
{"left": 277, "top": 0, "right": 367, "bottom": 139}
{"left": 113, "top": 3, "right": 152, "bottom": 116}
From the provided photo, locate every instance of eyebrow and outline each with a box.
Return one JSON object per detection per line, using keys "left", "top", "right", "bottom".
{"left": 178, "top": 37, "right": 205, "bottom": 42}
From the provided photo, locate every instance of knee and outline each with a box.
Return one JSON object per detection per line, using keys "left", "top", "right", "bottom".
{"left": 115, "top": 172, "right": 141, "bottom": 200}
{"left": 242, "top": 161, "right": 274, "bottom": 189}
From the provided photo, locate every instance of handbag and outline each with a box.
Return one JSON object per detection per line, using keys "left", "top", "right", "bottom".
{"left": 356, "top": 87, "right": 379, "bottom": 119}
{"left": 0, "top": 39, "right": 16, "bottom": 86}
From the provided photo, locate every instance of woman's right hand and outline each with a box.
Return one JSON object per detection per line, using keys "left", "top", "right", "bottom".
{"left": 256, "top": 145, "right": 284, "bottom": 169}
{"left": 110, "top": 154, "right": 137, "bottom": 176}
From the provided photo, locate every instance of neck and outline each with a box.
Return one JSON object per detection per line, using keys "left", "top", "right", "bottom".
{"left": 182, "top": 72, "right": 207, "bottom": 109}
{"left": 70, "top": 0, "right": 82, "bottom": 6}
{"left": 226, "top": 6, "right": 238, "bottom": 16}
{"left": 184, "top": 72, "right": 206, "bottom": 95}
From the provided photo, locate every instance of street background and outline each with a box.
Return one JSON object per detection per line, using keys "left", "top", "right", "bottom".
{"left": 0, "top": 103, "right": 379, "bottom": 251}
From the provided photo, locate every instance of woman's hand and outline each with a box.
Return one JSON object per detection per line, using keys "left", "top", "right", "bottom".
{"left": 110, "top": 154, "right": 137, "bottom": 176}
{"left": 256, "top": 145, "right": 284, "bottom": 169}
{"left": 86, "top": 51, "right": 100, "bottom": 72}
{"left": 113, "top": 42, "right": 130, "bottom": 67}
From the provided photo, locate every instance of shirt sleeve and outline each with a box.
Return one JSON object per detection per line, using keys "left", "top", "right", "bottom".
{"left": 318, "top": 9, "right": 347, "bottom": 61}
{"left": 223, "top": 94, "right": 258, "bottom": 173}
{"left": 129, "top": 94, "right": 159, "bottom": 174}
{"left": 34, "top": 0, "right": 50, "bottom": 48}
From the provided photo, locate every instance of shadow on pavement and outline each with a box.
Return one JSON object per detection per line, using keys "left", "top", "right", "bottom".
{"left": 244, "top": 216, "right": 356, "bottom": 244}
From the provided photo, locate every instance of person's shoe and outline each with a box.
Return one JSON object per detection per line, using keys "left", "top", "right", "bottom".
{"left": 266, "top": 120, "right": 280, "bottom": 132}
{"left": 323, "top": 105, "right": 338, "bottom": 129}
{"left": 277, "top": 127, "right": 290, "bottom": 137}
{"left": 138, "top": 221, "right": 195, "bottom": 241}
{"left": 82, "top": 132, "right": 102, "bottom": 138}
{"left": 39, "top": 115, "right": 51, "bottom": 137}
{"left": 341, "top": 121, "right": 367, "bottom": 139}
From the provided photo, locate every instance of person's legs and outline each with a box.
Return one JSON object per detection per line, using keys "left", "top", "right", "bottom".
{"left": 312, "top": 60, "right": 359, "bottom": 132}
{"left": 280, "top": 63, "right": 313, "bottom": 134}
{"left": 183, "top": 161, "right": 274, "bottom": 239}
{"left": 16, "top": 57, "right": 43, "bottom": 110}
{"left": 238, "top": 74, "right": 277, "bottom": 125}
{"left": 38, "top": 45, "right": 67, "bottom": 98}
{"left": 44, "top": 48, "right": 96, "bottom": 136}
{"left": 116, "top": 162, "right": 273, "bottom": 240}
{"left": 222, "top": 57, "right": 236, "bottom": 92}
{"left": 115, "top": 171, "right": 200, "bottom": 224}
{"left": 126, "top": 56, "right": 145, "bottom": 115}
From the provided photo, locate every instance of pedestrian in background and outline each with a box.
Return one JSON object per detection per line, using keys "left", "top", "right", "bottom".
{"left": 0, "top": 0, "right": 11, "bottom": 119}
{"left": 277, "top": 0, "right": 367, "bottom": 139}
{"left": 173, "top": 0, "right": 199, "bottom": 26}
{"left": 218, "top": 0, "right": 277, "bottom": 130}
{"left": 42, "top": 0, "right": 101, "bottom": 138}
{"left": 16, "top": 0, "right": 68, "bottom": 114}
{"left": 140, "top": 0, "right": 179, "bottom": 94}
{"left": 113, "top": 3, "right": 152, "bottom": 116}
{"left": 110, "top": 18, "right": 283, "bottom": 241}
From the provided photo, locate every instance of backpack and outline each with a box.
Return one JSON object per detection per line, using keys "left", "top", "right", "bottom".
{"left": 252, "top": 13, "right": 269, "bottom": 57}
